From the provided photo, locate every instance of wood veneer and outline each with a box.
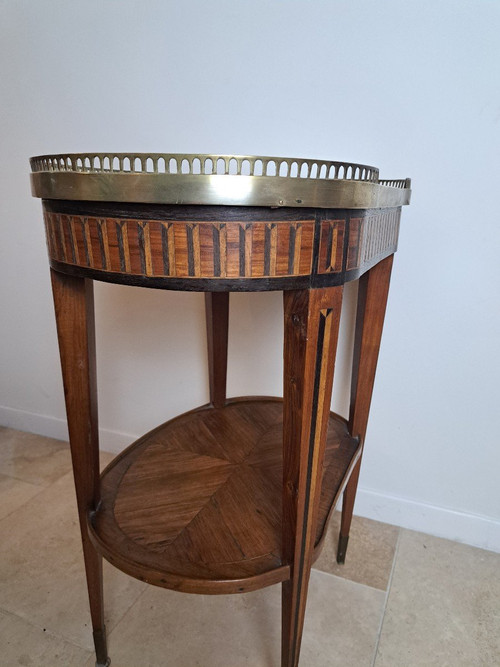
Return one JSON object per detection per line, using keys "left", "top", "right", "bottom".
{"left": 41, "top": 191, "right": 404, "bottom": 666}
{"left": 42, "top": 200, "right": 400, "bottom": 291}
{"left": 88, "top": 398, "right": 360, "bottom": 595}
{"left": 50, "top": 271, "right": 109, "bottom": 666}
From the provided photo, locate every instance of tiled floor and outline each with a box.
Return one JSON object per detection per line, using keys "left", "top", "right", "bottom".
{"left": 0, "top": 426, "right": 498, "bottom": 666}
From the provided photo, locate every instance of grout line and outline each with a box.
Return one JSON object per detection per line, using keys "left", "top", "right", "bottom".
{"left": 0, "top": 470, "right": 52, "bottom": 487}
{"left": 311, "top": 565, "right": 386, "bottom": 594}
{"left": 0, "top": 468, "right": 78, "bottom": 525}
{"left": 370, "top": 527, "right": 402, "bottom": 667}
{"left": 104, "top": 582, "right": 150, "bottom": 644}
{"left": 0, "top": 454, "right": 74, "bottom": 488}
{"left": 0, "top": 483, "right": 52, "bottom": 523}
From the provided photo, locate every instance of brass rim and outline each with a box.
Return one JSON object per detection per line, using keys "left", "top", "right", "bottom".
{"left": 30, "top": 153, "right": 411, "bottom": 209}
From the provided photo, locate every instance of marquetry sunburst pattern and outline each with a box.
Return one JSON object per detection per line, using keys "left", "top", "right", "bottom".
{"left": 92, "top": 399, "right": 359, "bottom": 593}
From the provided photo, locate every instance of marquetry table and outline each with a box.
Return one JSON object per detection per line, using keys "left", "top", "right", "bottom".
{"left": 30, "top": 153, "right": 410, "bottom": 667}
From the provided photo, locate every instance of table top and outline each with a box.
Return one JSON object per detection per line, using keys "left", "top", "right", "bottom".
{"left": 30, "top": 152, "right": 411, "bottom": 209}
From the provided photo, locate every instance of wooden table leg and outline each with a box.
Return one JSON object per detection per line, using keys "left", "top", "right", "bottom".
{"left": 50, "top": 270, "right": 110, "bottom": 667}
{"left": 282, "top": 286, "right": 344, "bottom": 667}
{"left": 337, "top": 255, "right": 394, "bottom": 564}
{"left": 205, "top": 292, "right": 229, "bottom": 408}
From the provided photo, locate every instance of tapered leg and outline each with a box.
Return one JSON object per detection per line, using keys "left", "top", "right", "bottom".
{"left": 50, "top": 270, "right": 110, "bottom": 667}
{"left": 205, "top": 292, "right": 229, "bottom": 408}
{"left": 282, "top": 286, "right": 344, "bottom": 667}
{"left": 337, "top": 255, "right": 394, "bottom": 564}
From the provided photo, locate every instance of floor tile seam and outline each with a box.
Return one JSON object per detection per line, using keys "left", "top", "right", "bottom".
{"left": 370, "top": 527, "right": 402, "bottom": 667}
{"left": 104, "top": 583, "right": 151, "bottom": 642}
{"left": 0, "top": 604, "right": 93, "bottom": 655}
{"left": 0, "top": 481, "right": 55, "bottom": 524}
{"left": 311, "top": 565, "right": 387, "bottom": 595}
{"left": 0, "top": 469, "right": 53, "bottom": 488}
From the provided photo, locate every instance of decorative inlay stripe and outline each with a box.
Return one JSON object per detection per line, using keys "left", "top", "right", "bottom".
{"left": 186, "top": 224, "right": 195, "bottom": 277}
{"left": 263, "top": 224, "right": 273, "bottom": 276}
{"left": 292, "top": 224, "right": 302, "bottom": 275}
{"left": 43, "top": 210, "right": 398, "bottom": 282}
{"left": 287, "top": 225, "right": 296, "bottom": 275}
{"left": 82, "top": 218, "right": 93, "bottom": 267}
{"left": 212, "top": 225, "right": 221, "bottom": 277}
{"left": 192, "top": 224, "right": 201, "bottom": 277}
{"left": 143, "top": 223, "right": 153, "bottom": 276}
{"left": 97, "top": 219, "right": 111, "bottom": 271}
{"left": 116, "top": 222, "right": 126, "bottom": 272}
{"left": 219, "top": 224, "right": 227, "bottom": 278}
{"left": 57, "top": 215, "right": 67, "bottom": 263}
{"left": 161, "top": 223, "right": 171, "bottom": 275}
{"left": 269, "top": 223, "right": 278, "bottom": 276}
{"left": 318, "top": 219, "right": 345, "bottom": 273}
{"left": 244, "top": 224, "right": 252, "bottom": 278}
{"left": 291, "top": 308, "right": 333, "bottom": 664}
{"left": 69, "top": 217, "right": 79, "bottom": 264}
{"left": 238, "top": 224, "right": 246, "bottom": 277}
{"left": 347, "top": 218, "right": 361, "bottom": 270}
{"left": 43, "top": 211, "right": 55, "bottom": 257}
{"left": 225, "top": 223, "right": 240, "bottom": 279}
{"left": 167, "top": 223, "right": 176, "bottom": 277}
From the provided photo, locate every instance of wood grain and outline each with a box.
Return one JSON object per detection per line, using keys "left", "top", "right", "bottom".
{"left": 281, "top": 287, "right": 344, "bottom": 667}
{"left": 41, "top": 195, "right": 403, "bottom": 667}
{"left": 42, "top": 202, "right": 401, "bottom": 291}
{"left": 50, "top": 270, "right": 109, "bottom": 666}
{"left": 88, "top": 398, "right": 359, "bottom": 595}
{"left": 205, "top": 292, "right": 229, "bottom": 409}
{"left": 337, "top": 255, "right": 394, "bottom": 563}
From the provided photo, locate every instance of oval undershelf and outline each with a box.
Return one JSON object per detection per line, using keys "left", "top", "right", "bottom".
{"left": 88, "top": 397, "right": 360, "bottom": 594}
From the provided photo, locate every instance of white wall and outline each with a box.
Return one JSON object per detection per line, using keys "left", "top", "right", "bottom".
{"left": 1, "top": 0, "right": 499, "bottom": 551}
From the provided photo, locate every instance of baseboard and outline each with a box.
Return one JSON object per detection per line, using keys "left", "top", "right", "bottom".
{"left": 355, "top": 486, "right": 500, "bottom": 554}
{"left": 0, "top": 404, "right": 136, "bottom": 452}
{"left": 2, "top": 404, "right": 499, "bottom": 554}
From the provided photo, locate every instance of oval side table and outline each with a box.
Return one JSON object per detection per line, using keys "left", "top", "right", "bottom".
{"left": 30, "top": 153, "right": 411, "bottom": 667}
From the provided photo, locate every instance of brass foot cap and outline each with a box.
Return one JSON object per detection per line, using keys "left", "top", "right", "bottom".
{"left": 336, "top": 534, "right": 349, "bottom": 564}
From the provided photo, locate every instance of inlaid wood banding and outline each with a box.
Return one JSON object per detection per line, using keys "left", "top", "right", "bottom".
{"left": 42, "top": 202, "right": 401, "bottom": 290}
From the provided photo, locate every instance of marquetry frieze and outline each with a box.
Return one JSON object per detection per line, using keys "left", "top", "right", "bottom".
{"left": 43, "top": 206, "right": 400, "bottom": 286}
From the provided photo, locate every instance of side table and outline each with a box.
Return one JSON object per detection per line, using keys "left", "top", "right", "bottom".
{"left": 30, "top": 153, "right": 410, "bottom": 667}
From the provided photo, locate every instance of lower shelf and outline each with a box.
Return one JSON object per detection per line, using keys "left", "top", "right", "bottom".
{"left": 89, "top": 397, "right": 360, "bottom": 594}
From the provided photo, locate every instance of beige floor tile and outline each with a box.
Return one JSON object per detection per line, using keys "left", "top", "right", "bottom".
{"left": 0, "top": 470, "right": 146, "bottom": 651}
{"left": 375, "top": 529, "right": 500, "bottom": 666}
{"left": 91, "top": 569, "right": 384, "bottom": 667}
{"left": 0, "top": 427, "right": 72, "bottom": 486}
{"left": 0, "top": 473, "right": 42, "bottom": 520}
{"left": 0, "top": 608, "right": 91, "bottom": 666}
{"left": 314, "top": 511, "right": 400, "bottom": 591}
